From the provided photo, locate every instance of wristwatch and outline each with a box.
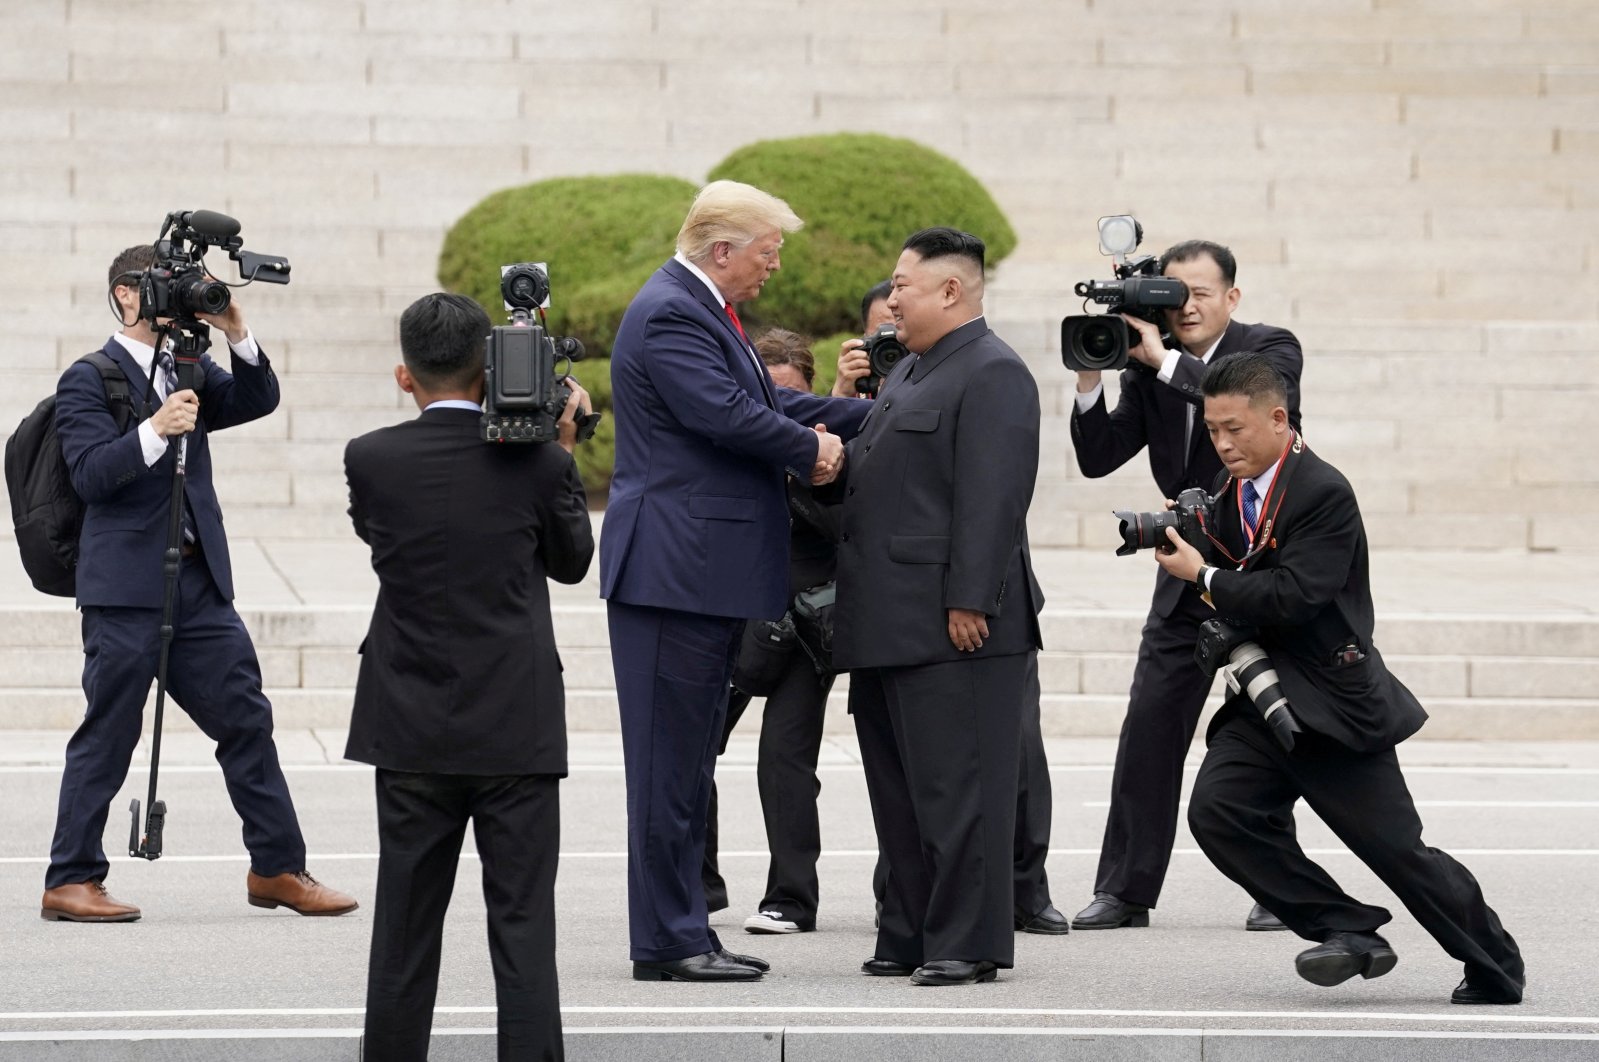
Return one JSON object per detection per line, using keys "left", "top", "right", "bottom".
{"left": 1192, "top": 565, "right": 1211, "bottom": 595}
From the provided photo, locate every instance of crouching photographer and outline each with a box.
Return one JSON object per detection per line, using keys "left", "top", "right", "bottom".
{"left": 344, "top": 291, "right": 595, "bottom": 1060}
{"left": 1154, "top": 352, "right": 1524, "bottom": 1007}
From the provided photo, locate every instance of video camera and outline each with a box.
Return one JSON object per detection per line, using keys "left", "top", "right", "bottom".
{"left": 855, "top": 322, "right": 909, "bottom": 396}
{"left": 481, "top": 263, "right": 601, "bottom": 444}
{"left": 135, "top": 210, "right": 290, "bottom": 325}
{"left": 1060, "top": 215, "right": 1188, "bottom": 373}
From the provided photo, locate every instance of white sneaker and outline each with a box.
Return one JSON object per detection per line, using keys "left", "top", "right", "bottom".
{"left": 743, "top": 910, "right": 803, "bottom": 934}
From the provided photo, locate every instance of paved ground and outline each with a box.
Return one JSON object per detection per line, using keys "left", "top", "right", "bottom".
{"left": 1, "top": 730, "right": 1596, "bottom": 1059}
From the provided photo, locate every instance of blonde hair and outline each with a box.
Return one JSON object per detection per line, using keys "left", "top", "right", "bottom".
{"left": 676, "top": 180, "right": 803, "bottom": 264}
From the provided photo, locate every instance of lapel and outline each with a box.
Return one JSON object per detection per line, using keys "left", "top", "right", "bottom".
{"left": 907, "top": 316, "right": 988, "bottom": 385}
{"left": 661, "top": 258, "right": 777, "bottom": 409}
{"left": 101, "top": 337, "right": 159, "bottom": 412}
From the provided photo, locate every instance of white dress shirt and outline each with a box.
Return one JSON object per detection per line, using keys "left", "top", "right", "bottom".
{"left": 113, "top": 329, "right": 260, "bottom": 467}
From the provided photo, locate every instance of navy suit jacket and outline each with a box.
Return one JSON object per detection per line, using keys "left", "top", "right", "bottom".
{"left": 600, "top": 258, "right": 869, "bottom": 620}
{"left": 55, "top": 335, "right": 280, "bottom": 607}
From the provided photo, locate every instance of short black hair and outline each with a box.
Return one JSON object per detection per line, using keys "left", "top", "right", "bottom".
{"left": 902, "top": 227, "right": 985, "bottom": 277}
{"left": 1202, "top": 351, "right": 1287, "bottom": 409}
{"left": 860, "top": 279, "right": 892, "bottom": 330}
{"left": 399, "top": 293, "right": 491, "bottom": 389}
{"left": 108, "top": 245, "right": 156, "bottom": 290}
{"left": 1160, "top": 240, "right": 1237, "bottom": 288}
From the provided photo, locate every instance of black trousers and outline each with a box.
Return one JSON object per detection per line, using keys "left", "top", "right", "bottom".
{"left": 363, "top": 770, "right": 563, "bottom": 1062}
{"left": 853, "top": 653, "right": 1028, "bottom": 968}
{"left": 1093, "top": 587, "right": 1215, "bottom": 907}
{"left": 1188, "top": 713, "right": 1525, "bottom": 1000}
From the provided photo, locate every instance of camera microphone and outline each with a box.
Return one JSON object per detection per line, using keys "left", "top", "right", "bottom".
{"left": 552, "top": 335, "right": 585, "bottom": 361}
{"left": 180, "top": 210, "right": 242, "bottom": 242}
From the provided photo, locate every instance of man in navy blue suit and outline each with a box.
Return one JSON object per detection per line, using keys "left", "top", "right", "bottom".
{"left": 602, "top": 181, "right": 869, "bottom": 981}
{"left": 39, "top": 244, "right": 355, "bottom": 923}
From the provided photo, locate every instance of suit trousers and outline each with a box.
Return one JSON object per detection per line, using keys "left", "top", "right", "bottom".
{"left": 1188, "top": 713, "right": 1525, "bottom": 1000}
{"left": 46, "top": 554, "right": 305, "bottom": 888}
{"left": 363, "top": 770, "right": 563, "bottom": 1062}
{"left": 1092, "top": 587, "right": 1215, "bottom": 907}
{"left": 608, "top": 600, "right": 741, "bottom": 962}
{"left": 852, "top": 653, "right": 1028, "bottom": 969}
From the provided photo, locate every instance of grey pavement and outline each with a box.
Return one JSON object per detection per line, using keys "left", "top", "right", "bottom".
{"left": 1, "top": 730, "right": 1597, "bottom": 1059}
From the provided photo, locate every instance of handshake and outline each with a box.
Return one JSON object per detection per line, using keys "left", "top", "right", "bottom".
{"left": 811, "top": 424, "right": 844, "bottom": 485}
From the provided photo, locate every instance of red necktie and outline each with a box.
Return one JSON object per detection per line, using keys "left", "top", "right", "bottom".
{"left": 725, "top": 302, "right": 749, "bottom": 345}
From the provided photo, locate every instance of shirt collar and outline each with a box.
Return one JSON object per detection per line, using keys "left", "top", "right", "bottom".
{"left": 423, "top": 399, "right": 482, "bottom": 413}
{"left": 1198, "top": 334, "right": 1223, "bottom": 364}
{"left": 1248, "top": 454, "right": 1283, "bottom": 502}
{"left": 673, "top": 251, "right": 726, "bottom": 308}
{"left": 112, "top": 332, "right": 162, "bottom": 376}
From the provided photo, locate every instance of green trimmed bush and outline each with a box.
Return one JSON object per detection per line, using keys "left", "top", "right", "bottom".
{"left": 708, "top": 133, "right": 1017, "bottom": 338}
{"left": 437, "top": 174, "right": 698, "bottom": 493}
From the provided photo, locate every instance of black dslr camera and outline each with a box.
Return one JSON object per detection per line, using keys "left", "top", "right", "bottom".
{"left": 1113, "top": 486, "right": 1215, "bottom": 558}
{"left": 855, "top": 323, "right": 909, "bottom": 396}
{"left": 1061, "top": 215, "right": 1188, "bottom": 373}
{"left": 481, "top": 263, "right": 601, "bottom": 444}
{"left": 136, "top": 210, "right": 290, "bottom": 325}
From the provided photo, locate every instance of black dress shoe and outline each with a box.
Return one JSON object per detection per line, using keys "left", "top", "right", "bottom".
{"left": 1246, "top": 902, "right": 1288, "bottom": 932}
{"left": 1451, "top": 978, "right": 1522, "bottom": 1005}
{"left": 633, "top": 951, "right": 762, "bottom": 982}
{"left": 1071, "top": 892, "right": 1149, "bottom": 930}
{"left": 719, "top": 948, "right": 769, "bottom": 972}
{"left": 1294, "top": 932, "right": 1397, "bottom": 987}
{"left": 1015, "top": 903, "right": 1071, "bottom": 935}
{"left": 911, "top": 959, "right": 999, "bottom": 986}
{"left": 861, "top": 957, "right": 915, "bottom": 977}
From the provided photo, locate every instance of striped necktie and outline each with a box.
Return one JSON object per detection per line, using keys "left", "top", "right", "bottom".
{"left": 1242, "top": 480, "right": 1260, "bottom": 540}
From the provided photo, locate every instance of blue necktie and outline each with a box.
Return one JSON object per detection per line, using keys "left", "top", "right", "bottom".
{"left": 1242, "top": 480, "right": 1260, "bottom": 540}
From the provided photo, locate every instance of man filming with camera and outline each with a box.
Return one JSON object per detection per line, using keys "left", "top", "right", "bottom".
{"left": 39, "top": 244, "right": 355, "bottom": 923}
{"left": 1152, "top": 352, "right": 1524, "bottom": 1006}
{"left": 1068, "top": 239, "right": 1303, "bottom": 933}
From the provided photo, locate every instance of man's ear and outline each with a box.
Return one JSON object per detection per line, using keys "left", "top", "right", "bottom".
{"left": 1225, "top": 285, "right": 1242, "bottom": 315}
{"left": 943, "top": 276, "right": 961, "bottom": 308}
{"left": 114, "top": 284, "right": 140, "bottom": 327}
{"left": 394, "top": 364, "right": 415, "bottom": 394}
{"left": 1272, "top": 403, "right": 1289, "bottom": 431}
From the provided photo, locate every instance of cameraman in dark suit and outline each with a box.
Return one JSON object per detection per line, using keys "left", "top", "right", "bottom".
{"left": 345, "top": 293, "right": 595, "bottom": 1061}
{"left": 1069, "top": 240, "right": 1303, "bottom": 933}
{"left": 833, "top": 228, "right": 1043, "bottom": 986}
{"left": 1156, "top": 352, "right": 1524, "bottom": 1006}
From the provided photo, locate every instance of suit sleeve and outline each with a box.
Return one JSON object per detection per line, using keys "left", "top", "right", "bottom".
{"left": 195, "top": 345, "right": 281, "bottom": 433}
{"left": 343, "top": 439, "right": 369, "bottom": 545}
{"left": 1167, "top": 326, "right": 1304, "bottom": 425}
{"left": 1208, "top": 476, "right": 1359, "bottom": 627}
{"left": 947, "top": 357, "right": 1040, "bottom": 615}
{"left": 55, "top": 361, "right": 155, "bottom": 504}
{"left": 778, "top": 390, "right": 871, "bottom": 442}
{"left": 1070, "top": 366, "right": 1151, "bottom": 478}
{"left": 537, "top": 454, "right": 596, "bottom": 586}
{"left": 638, "top": 306, "right": 819, "bottom": 471}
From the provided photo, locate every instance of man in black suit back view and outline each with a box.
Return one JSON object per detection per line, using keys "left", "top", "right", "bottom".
{"left": 1068, "top": 240, "right": 1304, "bottom": 933}
{"left": 344, "top": 293, "right": 596, "bottom": 1061}
{"left": 1155, "top": 353, "right": 1523, "bottom": 1006}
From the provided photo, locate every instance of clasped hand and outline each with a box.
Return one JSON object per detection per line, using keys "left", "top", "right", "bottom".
{"left": 811, "top": 424, "right": 843, "bottom": 485}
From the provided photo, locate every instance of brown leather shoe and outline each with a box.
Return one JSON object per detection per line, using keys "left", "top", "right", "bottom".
{"left": 41, "top": 880, "right": 141, "bottom": 922}
{"left": 246, "top": 870, "right": 358, "bottom": 916}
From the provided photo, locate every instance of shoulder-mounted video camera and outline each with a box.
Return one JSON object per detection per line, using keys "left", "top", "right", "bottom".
{"left": 481, "top": 263, "right": 601, "bottom": 445}
{"left": 855, "top": 322, "right": 909, "bottom": 396}
{"left": 1060, "top": 215, "right": 1188, "bottom": 373}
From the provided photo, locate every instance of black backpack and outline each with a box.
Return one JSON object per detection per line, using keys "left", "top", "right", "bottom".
{"left": 5, "top": 352, "right": 146, "bottom": 597}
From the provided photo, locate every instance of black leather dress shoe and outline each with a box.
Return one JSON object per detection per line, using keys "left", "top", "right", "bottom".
{"left": 1071, "top": 892, "right": 1149, "bottom": 930}
{"left": 861, "top": 957, "right": 915, "bottom": 977}
{"left": 719, "top": 948, "right": 769, "bottom": 972}
{"left": 1246, "top": 903, "right": 1288, "bottom": 932}
{"left": 1015, "top": 903, "right": 1071, "bottom": 935}
{"left": 1294, "top": 932, "right": 1397, "bottom": 987}
{"left": 1451, "top": 978, "right": 1522, "bottom": 1005}
{"left": 633, "top": 951, "right": 762, "bottom": 982}
{"left": 911, "top": 959, "right": 999, "bottom": 986}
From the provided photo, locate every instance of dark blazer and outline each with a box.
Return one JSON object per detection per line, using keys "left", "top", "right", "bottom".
{"left": 343, "top": 407, "right": 594, "bottom": 776}
{"left": 1071, "top": 319, "right": 1303, "bottom": 617}
{"left": 1206, "top": 440, "right": 1427, "bottom": 753}
{"left": 55, "top": 336, "right": 280, "bottom": 607}
{"left": 600, "top": 258, "right": 869, "bottom": 620}
{"left": 832, "top": 317, "right": 1043, "bottom": 671}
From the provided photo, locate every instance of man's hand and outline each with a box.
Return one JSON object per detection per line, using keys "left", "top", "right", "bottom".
{"left": 832, "top": 339, "right": 871, "bottom": 397}
{"left": 1154, "top": 525, "right": 1206, "bottom": 584}
{"left": 556, "top": 378, "right": 593, "bottom": 455}
{"left": 811, "top": 424, "right": 844, "bottom": 485}
{"left": 196, "top": 293, "right": 248, "bottom": 345}
{"left": 151, "top": 389, "right": 200, "bottom": 438}
{"left": 947, "top": 608, "right": 989, "bottom": 652}
{"left": 1119, "top": 313, "right": 1167, "bottom": 370}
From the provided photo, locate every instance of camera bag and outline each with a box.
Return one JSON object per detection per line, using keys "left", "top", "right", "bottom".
{"left": 791, "top": 581, "right": 837, "bottom": 676}
{"left": 732, "top": 614, "right": 800, "bottom": 696}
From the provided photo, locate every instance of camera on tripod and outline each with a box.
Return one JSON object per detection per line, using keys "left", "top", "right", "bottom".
{"left": 1060, "top": 215, "right": 1188, "bottom": 373}
{"left": 855, "top": 322, "right": 909, "bottom": 396}
{"left": 136, "top": 210, "right": 290, "bottom": 325}
{"left": 481, "top": 263, "right": 601, "bottom": 445}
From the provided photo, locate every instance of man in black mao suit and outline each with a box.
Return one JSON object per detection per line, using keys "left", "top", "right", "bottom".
{"left": 1156, "top": 352, "right": 1524, "bottom": 1005}
{"left": 1069, "top": 240, "right": 1303, "bottom": 932}
{"left": 345, "top": 293, "right": 596, "bottom": 1061}
{"left": 833, "top": 228, "right": 1043, "bottom": 986}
